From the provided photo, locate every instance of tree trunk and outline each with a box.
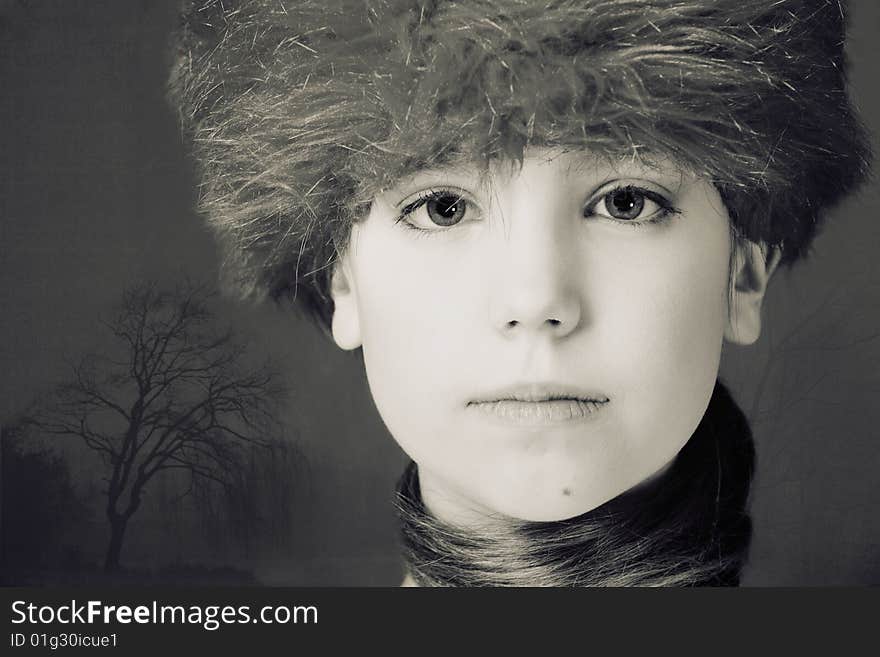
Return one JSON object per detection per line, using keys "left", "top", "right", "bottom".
{"left": 103, "top": 516, "right": 127, "bottom": 572}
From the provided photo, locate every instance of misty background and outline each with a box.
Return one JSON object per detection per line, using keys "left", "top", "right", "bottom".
{"left": 1, "top": 0, "right": 878, "bottom": 585}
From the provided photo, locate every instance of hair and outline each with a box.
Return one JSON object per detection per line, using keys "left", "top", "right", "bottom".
{"left": 170, "top": 0, "right": 869, "bottom": 328}
{"left": 169, "top": 0, "right": 871, "bottom": 585}
{"left": 397, "top": 379, "right": 754, "bottom": 586}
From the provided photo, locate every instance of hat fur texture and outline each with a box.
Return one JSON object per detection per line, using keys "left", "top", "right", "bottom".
{"left": 170, "top": 0, "right": 870, "bottom": 325}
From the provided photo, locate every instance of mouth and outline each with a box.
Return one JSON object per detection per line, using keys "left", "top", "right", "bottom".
{"left": 467, "top": 383, "right": 610, "bottom": 426}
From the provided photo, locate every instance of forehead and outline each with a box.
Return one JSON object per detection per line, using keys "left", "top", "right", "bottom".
{"left": 376, "top": 148, "right": 694, "bottom": 195}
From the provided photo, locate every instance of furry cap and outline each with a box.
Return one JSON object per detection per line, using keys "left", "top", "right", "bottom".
{"left": 170, "top": 0, "right": 870, "bottom": 327}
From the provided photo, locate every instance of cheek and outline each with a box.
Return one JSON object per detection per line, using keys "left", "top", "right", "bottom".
{"left": 348, "top": 225, "right": 479, "bottom": 433}
{"left": 354, "top": 233, "right": 474, "bottom": 350}
{"left": 600, "top": 226, "right": 731, "bottom": 458}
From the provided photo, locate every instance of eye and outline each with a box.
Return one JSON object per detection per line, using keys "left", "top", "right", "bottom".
{"left": 584, "top": 185, "right": 678, "bottom": 224}
{"left": 398, "top": 189, "right": 476, "bottom": 231}
{"left": 426, "top": 193, "right": 467, "bottom": 226}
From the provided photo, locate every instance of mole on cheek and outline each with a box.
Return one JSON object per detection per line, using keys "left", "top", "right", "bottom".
{"left": 562, "top": 488, "right": 572, "bottom": 496}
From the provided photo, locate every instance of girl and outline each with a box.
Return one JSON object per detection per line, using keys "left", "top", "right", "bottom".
{"left": 170, "top": 0, "right": 870, "bottom": 585}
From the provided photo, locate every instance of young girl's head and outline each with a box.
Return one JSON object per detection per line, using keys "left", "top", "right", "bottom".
{"left": 171, "top": 0, "right": 869, "bottom": 578}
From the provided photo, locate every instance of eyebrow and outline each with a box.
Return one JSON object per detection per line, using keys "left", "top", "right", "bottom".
{"left": 561, "top": 148, "right": 665, "bottom": 174}
{"left": 382, "top": 164, "right": 493, "bottom": 196}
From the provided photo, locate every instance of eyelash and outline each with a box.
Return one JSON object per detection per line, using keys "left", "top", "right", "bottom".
{"left": 394, "top": 185, "right": 681, "bottom": 232}
{"left": 395, "top": 189, "right": 467, "bottom": 232}
{"left": 584, "top": 185, "right": 682, "bottom": 229}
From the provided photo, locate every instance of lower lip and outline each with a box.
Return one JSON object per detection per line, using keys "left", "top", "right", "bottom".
{"left": 467, "top": 399, "right": 608, "bottom": 426}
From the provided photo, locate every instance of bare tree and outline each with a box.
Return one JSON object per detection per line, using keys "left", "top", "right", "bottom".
{"left": 28, "top": 280, "right": 287, "bottom": 572}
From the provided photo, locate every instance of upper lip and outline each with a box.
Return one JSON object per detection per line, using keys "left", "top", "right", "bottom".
{"left": 468, "top": 383, "right": 610, "bottom": 404}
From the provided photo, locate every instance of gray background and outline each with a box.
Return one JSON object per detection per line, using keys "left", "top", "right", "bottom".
{"left": 1, "top": 0, "right": 877, "bottom": 585}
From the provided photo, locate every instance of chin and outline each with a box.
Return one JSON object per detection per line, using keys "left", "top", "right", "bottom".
{"left": 487, "top": 488, "right": 613, "bottom": 523}
{"left": 485, "top": 463, "right": 669, "bottom": 523}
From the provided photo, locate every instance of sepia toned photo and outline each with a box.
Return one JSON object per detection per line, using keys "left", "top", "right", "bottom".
{"left": 2, "top": 0, "right": 877, "bottom": 587}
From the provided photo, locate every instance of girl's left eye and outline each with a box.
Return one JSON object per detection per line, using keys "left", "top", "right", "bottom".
{"left": 397, "top": 189, "right": 476, "bottom": 231}
{"left": 584, "top": 186, "right": 677, "bottom": 224}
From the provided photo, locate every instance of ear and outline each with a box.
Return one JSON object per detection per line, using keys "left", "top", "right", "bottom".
{"left": 725, "top": 240, "right": 782, "bottom": 345}
{"left": 329, "top": 254, "right": 362, "bottom": 350}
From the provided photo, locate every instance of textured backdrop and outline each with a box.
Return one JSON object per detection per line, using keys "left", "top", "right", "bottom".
{"left": 1, "top": 0, "right": 877, "bottom": 585}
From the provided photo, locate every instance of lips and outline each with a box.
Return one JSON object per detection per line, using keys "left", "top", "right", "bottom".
{"left": 469, "top": 382, "right": 610, "bottom": 404}
{"left": 467, "top": 383, "right": 609, "bottom": 426}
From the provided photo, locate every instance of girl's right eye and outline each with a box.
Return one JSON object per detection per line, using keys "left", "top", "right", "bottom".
{"left": 397, "top": 189, "right": 477, "bottom": 231}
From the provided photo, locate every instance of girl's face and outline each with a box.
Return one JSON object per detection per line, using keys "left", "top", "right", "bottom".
{"left": 331, "top": 148, "right": 769, "bottom": 525}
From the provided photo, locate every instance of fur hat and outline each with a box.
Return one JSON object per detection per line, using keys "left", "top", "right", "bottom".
{"left": 170, "top": 0, "right": 870, "bottom": 326}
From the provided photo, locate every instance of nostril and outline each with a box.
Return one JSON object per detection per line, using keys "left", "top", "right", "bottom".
{"left": 547, "top": 318, "right": 562, "bottom": 327}
{"left": 506, "top": 320, "right": 519, "bottom": 329}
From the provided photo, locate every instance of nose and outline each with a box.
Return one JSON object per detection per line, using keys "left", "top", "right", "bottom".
{"left": 488, "top": 223, "right": 583, "bottom": 340}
